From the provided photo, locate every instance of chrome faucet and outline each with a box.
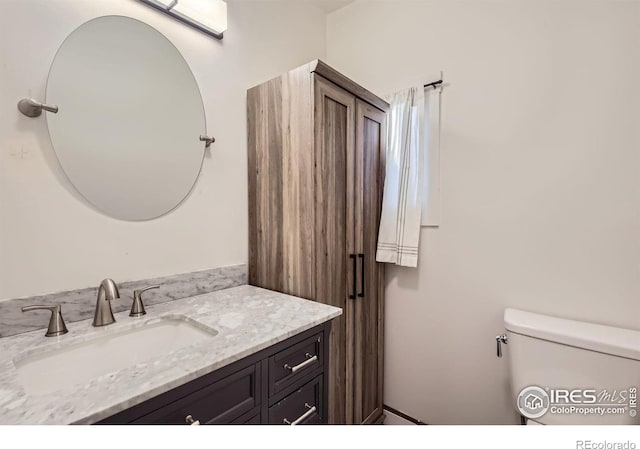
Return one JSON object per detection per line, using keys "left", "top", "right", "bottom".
{"left": 93, "top": 278, "right": 120, "bottom": 327}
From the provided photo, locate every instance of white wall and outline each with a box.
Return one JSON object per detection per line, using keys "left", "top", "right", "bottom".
{"left": 0, "top": 0, "right": 326, "bottom": 300}
{"left": 327, "top": 0, "right": 640, "bottom": 424}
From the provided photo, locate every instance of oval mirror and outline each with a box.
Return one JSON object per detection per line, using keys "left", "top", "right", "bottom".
{"left": 46, "top": 16, "right": 206, "bottom": 220}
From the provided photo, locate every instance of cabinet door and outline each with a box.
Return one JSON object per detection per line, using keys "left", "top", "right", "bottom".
{"left": 353, "top": 99, "right": 386, "bottom": 424}
{"left": 313, "top": 74, "right": 356, "bottom": 424}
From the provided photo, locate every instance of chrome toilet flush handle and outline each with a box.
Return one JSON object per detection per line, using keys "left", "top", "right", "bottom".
{"left": 496, "top": 334, "right": 508, "bottom": 358}
{"left": 21, "top": 304, "right": 68, "bottom": 337}
{"left": 130, "top": 285, "right": 160, "bottom": 317}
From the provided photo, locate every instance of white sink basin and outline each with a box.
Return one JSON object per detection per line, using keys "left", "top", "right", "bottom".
{"left": 14, "top": 318, "right": 217, "bottom": 396}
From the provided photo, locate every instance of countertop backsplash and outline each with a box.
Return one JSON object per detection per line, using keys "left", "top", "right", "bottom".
{"left": 0, "top": 264, "right": 247, "bottom": 338}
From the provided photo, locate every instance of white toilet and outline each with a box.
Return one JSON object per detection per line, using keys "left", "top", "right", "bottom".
{"left": 503, "top": 308, "right": 640, "bottom": 425}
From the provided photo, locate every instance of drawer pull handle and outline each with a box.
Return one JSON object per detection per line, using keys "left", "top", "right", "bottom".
{"left": 284, "top": 353, "right": 318, "bottom": 373}
{"left": 185, "top": 415, "right": 200, "bottom": 425}
{"left": 283, "top": 403, "right": 316, "bottom": 425}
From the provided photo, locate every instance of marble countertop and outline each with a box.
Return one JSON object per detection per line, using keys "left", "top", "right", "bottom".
{"left": 0, "top": 285, "right": 342, "bottom": 424}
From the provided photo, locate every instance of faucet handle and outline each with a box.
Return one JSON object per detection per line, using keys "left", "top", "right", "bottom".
{"left": 22, "top": 304, "right": 69, "bottom": 337}
{"left": 130, "top": 285, "right": 159, "bottom": 317}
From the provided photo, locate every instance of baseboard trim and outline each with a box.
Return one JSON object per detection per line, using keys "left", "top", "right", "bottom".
{"left": 373, "top": 413, "right": 386, "bottom": 424}
{"left": 383, "top": 404, "right": 427, "bottom": 425}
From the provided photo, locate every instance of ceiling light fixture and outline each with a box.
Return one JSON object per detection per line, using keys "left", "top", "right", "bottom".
{"left": 137, "top": 0, "right": 227, "bottom": 40}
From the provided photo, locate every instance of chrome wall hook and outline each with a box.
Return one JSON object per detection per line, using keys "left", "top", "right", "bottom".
{"left": 199, "top": 135, "right": 215, "bottom": 149}
{"left": 18, "top": 98, "right": 59, "bottom": 118}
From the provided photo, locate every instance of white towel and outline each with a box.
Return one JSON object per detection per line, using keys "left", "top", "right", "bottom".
{"left": 376, "top": 87, "right": 424, "bottom": 267}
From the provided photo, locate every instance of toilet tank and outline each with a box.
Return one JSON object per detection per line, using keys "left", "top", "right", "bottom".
{"left": 504, "top": 308, "right": 640, "bottom": 425}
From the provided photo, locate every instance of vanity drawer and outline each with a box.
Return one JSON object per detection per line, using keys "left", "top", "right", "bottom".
{"left": 134, "top": 363, "right": 260, "bottom": 425}
{"left": 268, "top": 375, "right": 323, "bottom": 425}
{"left": 268, "top": 331, "right": 323, "bottom": 395}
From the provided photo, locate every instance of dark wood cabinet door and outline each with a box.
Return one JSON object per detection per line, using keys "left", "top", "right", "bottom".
{"left": 313, "top": 74, "right": 357, "bottom": 424}
{"left": 353, "top": 99, "right": 386, "bottom": 424}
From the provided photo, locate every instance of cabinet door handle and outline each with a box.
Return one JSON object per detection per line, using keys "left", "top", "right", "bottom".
{"left": 349, "top": 254, "right": 357, "bottom": 299}
{"left": 284, "top": 353, "right": 318, "bottom": 373}
{"left": 185, "top": 414, "right": 200, "bottom": 425}
{"left": 357, "top": 253, "right": 365, "bottom": 297}
{"left": 283, "top": 403, "right": 316, "bottom": 425}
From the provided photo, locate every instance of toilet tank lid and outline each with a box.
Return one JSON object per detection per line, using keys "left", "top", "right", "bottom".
{"left": 504, "top": 308, "right": 640, "bottom": 361}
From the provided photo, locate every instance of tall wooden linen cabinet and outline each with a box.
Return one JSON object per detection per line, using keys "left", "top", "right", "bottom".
{"left": 247, "top": 60, "right": 388, "bottom": 425}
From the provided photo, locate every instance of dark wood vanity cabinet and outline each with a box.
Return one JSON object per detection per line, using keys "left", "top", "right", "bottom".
{"left": 99, "top": 322, "right": 330, "bottom": 425}
{"left": 247, "top": 60, "right": 387, "bottom": 424}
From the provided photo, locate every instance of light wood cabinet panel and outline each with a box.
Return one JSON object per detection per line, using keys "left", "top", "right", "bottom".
{"left": 354, "top": 100, "right": 386, "bottom": 424}
{"left": 313, "top": 74, "right": 356, "bottom": 424}
{"left": 247, "top": 64, "right": 315, "bottom": 299}
{"left": 247, "top": 60, "right": 388, "bottom": 425}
